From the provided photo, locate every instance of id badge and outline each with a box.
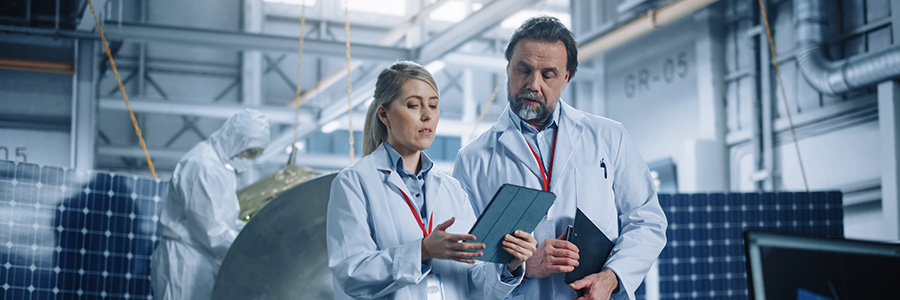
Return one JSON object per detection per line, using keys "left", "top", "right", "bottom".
{"left": 426, "top": 273, "right": 445, "bottom": 300}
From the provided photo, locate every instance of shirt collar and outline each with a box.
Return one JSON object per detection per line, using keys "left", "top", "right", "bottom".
{"left": 507, "top": 100, "right": 561, "bottom": 134}
{"left": 382, "top": 142, "right": 433, "bottom": 177}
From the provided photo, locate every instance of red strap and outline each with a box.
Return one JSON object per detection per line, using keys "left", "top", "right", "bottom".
{"left": 525, "top": 130, "right": 558, "bottom": 192}
{"left": 399, "top": 188, "right": 433, "bottom": 237}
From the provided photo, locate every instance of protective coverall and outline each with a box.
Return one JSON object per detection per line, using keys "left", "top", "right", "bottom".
{"left": 150, "top": 109, "right": 270, "bottom": 300}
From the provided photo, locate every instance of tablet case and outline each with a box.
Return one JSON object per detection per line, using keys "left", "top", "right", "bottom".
{"left": 467, "top": 184, "right": 556, "bottom": 263}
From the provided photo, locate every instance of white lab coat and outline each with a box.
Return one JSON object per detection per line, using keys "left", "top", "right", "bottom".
{"left": 151, "top": 110, "right": 270, "bottom": 300}
{"left": 327, "top": 144, "right": 524, "bottom": 300}
{"left": 453, "top": 101, "right": 667, "bottom": 300}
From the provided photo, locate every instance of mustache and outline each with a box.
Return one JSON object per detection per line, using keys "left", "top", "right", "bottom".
{"left": 515, "top": 91, "right": 545, "bottom": 104}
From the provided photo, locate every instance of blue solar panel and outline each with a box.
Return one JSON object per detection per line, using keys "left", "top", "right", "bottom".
{"left": 0, "top": 160, "right": 163, "bottom": 300}
{"left": 654, "top": 192, "right": 843, "bottom": 300}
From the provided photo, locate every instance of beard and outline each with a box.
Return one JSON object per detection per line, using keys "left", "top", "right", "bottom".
{"left": 509, "top": 89, "right": 555, "bottom": 123}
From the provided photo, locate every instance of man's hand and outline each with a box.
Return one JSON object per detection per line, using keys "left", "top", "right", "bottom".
{"left": 569, "top": 268, "right": 619, "bottom": 300}
{"left": 524, "top": 231, "right": 579, "bottom": 279}
{"left": 502, "top": 230, "right": 537, "bottom": 272}
{"left": 421, "top": 217, "right": 485, "bottom": 263}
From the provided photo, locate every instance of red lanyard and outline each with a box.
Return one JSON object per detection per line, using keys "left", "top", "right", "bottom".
{"left": 399, "top": 188, "right": 433, "bottom": 238}
{"left": 525, "top": 130, "right": 558, "bottom": 192}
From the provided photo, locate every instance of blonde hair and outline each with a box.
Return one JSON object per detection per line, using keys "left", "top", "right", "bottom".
{"left": 362, "top": 61, "right": 439, "bottom": 156}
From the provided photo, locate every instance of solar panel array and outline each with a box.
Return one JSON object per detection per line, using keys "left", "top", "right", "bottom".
{"left": 0, "top": 160, "right": 163, "bottom": 299}
{"left": 654, "top": 192, "right": 844, "bottom": 300}
{"left": 1, "top": 159, "right": 845, "bottom": 300}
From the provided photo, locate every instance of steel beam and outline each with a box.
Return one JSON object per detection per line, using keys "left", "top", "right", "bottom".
{"left": 98, "top": 97, "right": 316, "bottom": 124}
{"left": 97, "top": 145, "right": 453, "bottom": 172}
{"left": 259, "top": 0, "right": 536, "bottom": 163}
{"left": 71, "top": 39, "right": 97, "bottom": 169}
{"left": 100, "top": 22, "right": 411, "bottom": 61}
{"left": 98, "top": 145, "right": 187, "bottom": 161}
{"left": 287, "top": 0, "right": 452, "bottom": 109}
{"left": 76, "top": 0, "right": 107, "bottom": 31}
{"left": 415, "top": 0, "right": 540, "bottom": 63}
{"left": 879, "top": 80, "right": 900, "bottom": 240}
{"left": 242, "top": 0, "right": 264, "bottom": 106}
{"left": 0, "top": 22, "right": 410, "bottom": 61}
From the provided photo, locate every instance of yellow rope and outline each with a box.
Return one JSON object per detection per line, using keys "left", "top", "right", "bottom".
{"left": 758, "top": 0, "right": 809, "bottom": 191}
{"left": 344, "top": 1, "right": 355, "bottom": 164}
{"left": 290, "top": 0, "right": 308, "bottom": 165}
{"left": 86, "top": 0, "right": 157, "bottom": 178}
{"left": 470, "top": 75, "right": 506, "bottom": 139}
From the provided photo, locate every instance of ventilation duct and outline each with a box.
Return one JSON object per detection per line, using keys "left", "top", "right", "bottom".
{"left": 795, "top": 0, "right": 900, "bottom": 95}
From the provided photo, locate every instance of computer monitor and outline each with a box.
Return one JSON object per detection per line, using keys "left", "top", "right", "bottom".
{"left": 744, "top": 231, "right": 900, "bottom": 300}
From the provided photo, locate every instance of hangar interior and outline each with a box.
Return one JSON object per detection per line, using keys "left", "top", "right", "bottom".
{"left": 2, "top": 0, "right": 899, "bottom": 299}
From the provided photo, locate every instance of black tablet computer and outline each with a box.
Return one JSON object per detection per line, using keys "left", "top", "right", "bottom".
{"left": 467, "top": 184, "right": 555, "bottom": 263}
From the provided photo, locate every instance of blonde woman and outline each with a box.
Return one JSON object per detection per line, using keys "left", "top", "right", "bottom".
{"left": 327, "top": 61, "right": 537, "bottom": 300}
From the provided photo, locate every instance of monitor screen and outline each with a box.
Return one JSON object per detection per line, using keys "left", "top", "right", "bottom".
{"left": 744, "top": 231, "right": 900, "bottom": 300}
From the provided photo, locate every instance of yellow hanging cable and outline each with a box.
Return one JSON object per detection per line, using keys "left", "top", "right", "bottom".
{"left": 758, "top": 0, "right": 809, "bottom": 191}
{"left": 290, "top": 0, "right": 308, "bottom": 165}
{"left": 470, "top": 75, "right": 506, "bottom": 140}
{"left": 86, "top": 0, "right": 157, "bottom": 178}
{"left": 344, "top": 1, "right": 355, "bottom": 164}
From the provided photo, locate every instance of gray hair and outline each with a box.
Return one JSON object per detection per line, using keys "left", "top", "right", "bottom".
{"left": 362, "top": 61, "right": 439, "bottom": 156}
{"left": 505, "top": 15, "right": 578, "bottom": 79}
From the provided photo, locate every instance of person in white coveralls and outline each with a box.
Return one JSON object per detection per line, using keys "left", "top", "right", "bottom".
{"left": 151, "top": 109, "right": 270, "bottom": 300}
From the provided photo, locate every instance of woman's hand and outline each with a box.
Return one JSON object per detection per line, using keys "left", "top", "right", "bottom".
{"left": 502, "top": 230, "right": 537, "bottom": 273}
{"left": 421, "top": 217, "right": 485, "bottom": 263}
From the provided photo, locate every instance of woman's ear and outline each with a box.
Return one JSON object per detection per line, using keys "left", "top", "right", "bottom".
{"left": 377, "top": 105, "right": 390, "bottom": 129}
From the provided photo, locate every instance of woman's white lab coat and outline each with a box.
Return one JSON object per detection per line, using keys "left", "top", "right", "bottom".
{"left": 452, "top": 101, "right": 667, "bottom": 300}
{"left": 327, "top": 145, "right": 523, "bottom": 300}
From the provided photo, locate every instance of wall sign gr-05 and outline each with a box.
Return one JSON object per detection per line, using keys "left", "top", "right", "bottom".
{"left": 0, "top": 146, "right": 27, "bottom": 162}
{"left": 623, "top": 51, "right": 689, "bottom": 99}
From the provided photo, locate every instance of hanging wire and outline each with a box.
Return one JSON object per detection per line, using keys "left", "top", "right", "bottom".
{"left": 344, "top": 0, "right": 355, "bottom": 164}
{"left": 290, "top": 0, "right": 308, "bottom": 165}
{"left": 758, "top": 0, "right": 809, "bottom": 191}
{"left": 469, "top": 75, "right": 506, "bottom": 140}
{"left": 86, "top": 0, "right": 157, "bottom": 178}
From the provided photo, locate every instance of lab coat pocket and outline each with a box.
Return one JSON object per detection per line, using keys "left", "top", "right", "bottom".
{"left": 574, "top": 167, "right": 619, "bottom": 239}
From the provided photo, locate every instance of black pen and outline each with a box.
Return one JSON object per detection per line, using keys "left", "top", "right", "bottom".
{"left": 600, "top": 158, "right": 607, "bottom": 179}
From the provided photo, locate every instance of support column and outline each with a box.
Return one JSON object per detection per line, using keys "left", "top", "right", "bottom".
{"left": 879, "top": 80, "right": 900, "bottom": 241}
{"left": 681, "top": 5, "right": 728, "bottom": 193}
{"left": 242, "top": 0, "right": 263, "bottom": 106}
{"left": 461, "top": 69, "right": 475, "bottom": 123}
{"left": 71, "top": 38, "right": 97, "bottom": 169}
{"left": 758, "top": 0, "right": 774, "bottom": 191}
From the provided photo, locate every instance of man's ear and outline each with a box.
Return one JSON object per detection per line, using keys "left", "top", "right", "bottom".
{"left": 560, "top": 70, "right": 571, "bottom": 91}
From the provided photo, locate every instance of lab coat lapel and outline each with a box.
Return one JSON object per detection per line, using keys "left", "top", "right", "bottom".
{"left": 549, "top": 101, "right": 585, "bottom": 195}
{"left": 496, "top": 109, "right": 542, "bottom": 180}
{"left": 373, "top": 146, "right": 413, "bottom": 201}
{"left": 423, "top": 172, "right": 442, "bottom": 227}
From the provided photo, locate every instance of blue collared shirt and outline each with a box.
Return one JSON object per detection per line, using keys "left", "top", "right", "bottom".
{"left": 507, "top": 103, "right": 561, "bottom": 173}
{"left": 383, "top": 142, "right": 434, "bottom": 217}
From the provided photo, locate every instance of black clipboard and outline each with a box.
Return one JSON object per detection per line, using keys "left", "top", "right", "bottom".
{"left": 467, "top": 184, "right": 555, "bottom": 263}
{"left": 564, "top": 208, "right": 615, "bottom": 284}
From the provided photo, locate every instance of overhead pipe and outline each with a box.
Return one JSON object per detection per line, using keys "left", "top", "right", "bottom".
{"left": 578, "top": 0, "right": 718, "bottom": 62}
{"left": 0, "top": 58, "right": 74, "bottom": 74}
{"left": 795, "top": 0, "right": 900, "bottom": 95}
